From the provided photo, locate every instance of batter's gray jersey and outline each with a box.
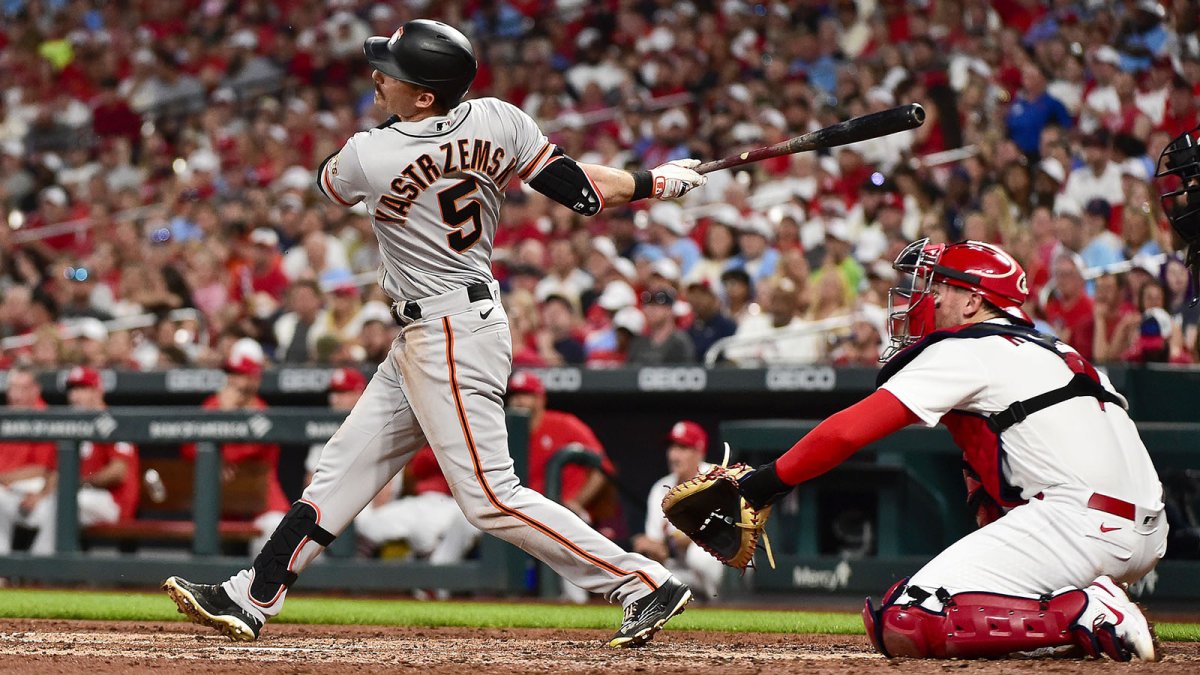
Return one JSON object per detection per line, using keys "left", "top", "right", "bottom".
{"left": 317, "top": 97, "right": 561, "bottom": 301}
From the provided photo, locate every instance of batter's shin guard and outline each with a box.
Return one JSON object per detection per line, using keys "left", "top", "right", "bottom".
{"left": 866, "top": 587, "right": 1096, "bottom": 659}
{"left": 248, "top": 501, "right": 337, "bottom": 607}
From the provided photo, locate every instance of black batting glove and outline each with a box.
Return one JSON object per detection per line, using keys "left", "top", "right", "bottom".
{"left": 737, "top": 461, "right": 793, "bottom": 510}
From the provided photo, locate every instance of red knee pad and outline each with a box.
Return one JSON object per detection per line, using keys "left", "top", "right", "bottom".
{"left": 864, "top": 585, "right": 1095, "bottom": 659}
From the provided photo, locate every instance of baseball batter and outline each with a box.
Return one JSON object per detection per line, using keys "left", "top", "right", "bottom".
{"left": 164, "top": 19, "right": 702, "bottom": 648}
{"left": 737, "top": 239, "right": 1166, "bottom": 661}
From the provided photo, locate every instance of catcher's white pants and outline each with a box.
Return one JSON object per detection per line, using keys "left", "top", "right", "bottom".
{"left": 0, "top": 480, "right": 119, "bottom": 555}
{"left": 900, "top": 491, "right": 1167, "bottom": 609}
{"left": 224, "top": 282, "right": 670, "bottom": 621}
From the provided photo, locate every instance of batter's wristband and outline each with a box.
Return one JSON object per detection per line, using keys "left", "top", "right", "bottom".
{"left": 630, "top": 170, "right": 654, "bottom": 201}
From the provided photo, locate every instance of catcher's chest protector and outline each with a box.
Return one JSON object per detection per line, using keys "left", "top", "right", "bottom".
{"left": 876, "top": 323, "right": 1120, "bottom": 509}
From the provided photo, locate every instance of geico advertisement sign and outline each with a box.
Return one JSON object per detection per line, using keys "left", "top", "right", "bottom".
{"left": 277, "top": 369, "right": 335, "bottom": 393}
{"left": 765, "top": 367, "right": 837, "bottom": 391}
{"left": 164, "top": 370, "right": 227, "bottom": 392}
{"left": 534, "top": 368, "right": 582, "bottom": 392}
{"left": 637, "top": 368, "right": 707, "bottom": 391}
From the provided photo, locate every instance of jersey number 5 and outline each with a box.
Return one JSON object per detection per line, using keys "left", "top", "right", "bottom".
{"left": 438, "top": 176, "right": 483, "bottom": 253}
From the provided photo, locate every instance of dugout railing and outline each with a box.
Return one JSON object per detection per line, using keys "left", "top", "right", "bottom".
{"left": 720, "top": 420, "right": 1200, "bottom": 602}
{"left": 0, "top": 409, "right": 532, "bottom": 594}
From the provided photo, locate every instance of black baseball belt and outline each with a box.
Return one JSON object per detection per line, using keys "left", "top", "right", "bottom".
{"left": 390, "top": 283, "right": 491, "bottom": 324}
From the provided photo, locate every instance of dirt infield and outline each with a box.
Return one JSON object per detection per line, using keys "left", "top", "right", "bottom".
{"left": 0, "top": 620, "right": 1197, "bottom": 674}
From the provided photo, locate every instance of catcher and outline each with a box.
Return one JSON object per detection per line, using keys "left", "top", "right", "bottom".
{"left": 665, "top": 239, "right": 1167, "bottom": 661}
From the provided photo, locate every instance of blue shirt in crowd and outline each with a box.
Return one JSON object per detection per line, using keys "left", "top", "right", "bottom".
{"left": 688, "top": 313, "right": 738, "bottom": 360}
{"left": 1006, "top": 92, "right": 1072, "bottom": 154}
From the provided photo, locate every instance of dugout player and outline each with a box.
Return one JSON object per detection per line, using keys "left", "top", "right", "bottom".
{"left": 165, "top": 19, "right": 704, "bottom": 647}
{"left": 507, "top": 370, "right": 621, "bottom": 603}
{"left": 180, "top": 343, "right": 290, "bottom": 557}
{"left": 0, "top": 368, "right": 60, "bottom": 554}
{"left": 507, "top": 371, "right": 617, "bottom": 531}
{"left": 633, "top": 421, "right": 726, "bottom": 599}
{"left": 303, "top": 367, "right": 369, "bottom": 486}
{"left": 737, "top": 239, "right": 1166, "bottom": 661}
{"left": 0, "top": 367, "right": 139, "bottom": 555}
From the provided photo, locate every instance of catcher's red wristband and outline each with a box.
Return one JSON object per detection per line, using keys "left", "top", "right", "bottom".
{"left": 775, "top": 389, "right": 919, "bottom": 486}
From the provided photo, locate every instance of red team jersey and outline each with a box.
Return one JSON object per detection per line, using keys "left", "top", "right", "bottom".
{"left": 181, "top": 395, "right": 290, "bottom": 514}
{"left": 1043, "top": 293, "right": 1096, "bottom": 361}
{"left": 526, "top": 410, "right": 615, "bottom": 508}
{"left": 80, "top": 441, "right": 140, "bottom": 521}
{"left": 0, "top": 440, "right": 56, "bottom": 474}
{"left": 0, "top": 399, "right": 56, "bottom": 474}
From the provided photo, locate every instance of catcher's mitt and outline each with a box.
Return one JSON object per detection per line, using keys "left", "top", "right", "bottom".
{"left": 661, "top": 454, "right": 775, "bottom": 571}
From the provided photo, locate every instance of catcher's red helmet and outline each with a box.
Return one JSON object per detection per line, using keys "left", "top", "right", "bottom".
{"left": 883, "top": 239, "right": 1031, "bottom": 361}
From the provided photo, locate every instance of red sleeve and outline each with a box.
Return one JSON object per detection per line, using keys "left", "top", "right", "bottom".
{"left": 32, "top": 442, "right": 58, "bottom": 470}
{"left": 566, "top": 416, "right": 613, "bottom": 474}
{"left": 775, "top": 389, "right": 920, "bottom": 486}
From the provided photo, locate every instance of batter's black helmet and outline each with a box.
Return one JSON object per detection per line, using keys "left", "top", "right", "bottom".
{"left": 364, "top": 20, "right": 477, "bottom": 109}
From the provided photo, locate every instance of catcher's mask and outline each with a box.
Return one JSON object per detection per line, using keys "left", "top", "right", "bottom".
{"left": 883, "top": 238, "right": 1031, "bottom": 361}
{"left": 1155, "top": 123, "right": 1200, "bottom": 305}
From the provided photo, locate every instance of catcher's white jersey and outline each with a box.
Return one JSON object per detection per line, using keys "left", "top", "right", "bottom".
{"left": 881, "top": 319, "right": 1162, "bottom": 510}
{"left": 318, "top": 97, "right": 560, "bottom": 300}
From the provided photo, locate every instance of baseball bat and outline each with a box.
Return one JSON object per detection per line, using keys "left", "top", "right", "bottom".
{"left": 694, "top": 103, "right": 925, "bottom": 175}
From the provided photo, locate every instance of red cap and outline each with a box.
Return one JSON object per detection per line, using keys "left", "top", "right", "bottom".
{"left": 65, "top": 366, "right": 102, "bottom": 389}
{"left": 224, "top": 355, "right": 263, "bottom": 376}
{"left": 329, "top": 367, "right": 367, "bottom": 393}
{"left": 508, "top": 371, "right": 545, "bottom": 395}
{"left": 668, "top": 420, "right": 707, "bottom": 452}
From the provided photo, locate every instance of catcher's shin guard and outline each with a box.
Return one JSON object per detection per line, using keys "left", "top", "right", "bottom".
{"left": 248, "top": 500, "right": 336, "bottom": 606}
{"left": 862, "top": 577, "right": 909, "bottom": 655}
{"left": 864, "top": 584, "right": 1099, "bottom": 659}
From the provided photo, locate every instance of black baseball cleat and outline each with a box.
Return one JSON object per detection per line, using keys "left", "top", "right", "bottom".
{"left": 607, "top": 577, "right": 693, "bottom": 648}
{"left": 163, "top": 576, "right": 263, "bottom": 642}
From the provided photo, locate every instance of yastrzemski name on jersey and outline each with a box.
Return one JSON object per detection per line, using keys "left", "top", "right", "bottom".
{"left": 319, "top": 98, "right": 558, "bottom": 301}
{"left": 368, "top": 140, "right": 518, "bottom": 227}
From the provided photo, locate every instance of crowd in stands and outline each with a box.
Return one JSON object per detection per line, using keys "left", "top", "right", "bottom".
{"left": 1, "top": 0, "right": 1198, "bottom": 374}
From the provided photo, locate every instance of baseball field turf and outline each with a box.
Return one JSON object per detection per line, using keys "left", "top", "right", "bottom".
{"left": 2, "top": 590, "right": 1200, "bottom": 673}
{"left": 1, "top": 588, "right": 1199, "bottom": 641}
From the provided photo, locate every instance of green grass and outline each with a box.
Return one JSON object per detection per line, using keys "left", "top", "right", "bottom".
{"left": 0, "top": 589, "right": 1196, "bottom": 641}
